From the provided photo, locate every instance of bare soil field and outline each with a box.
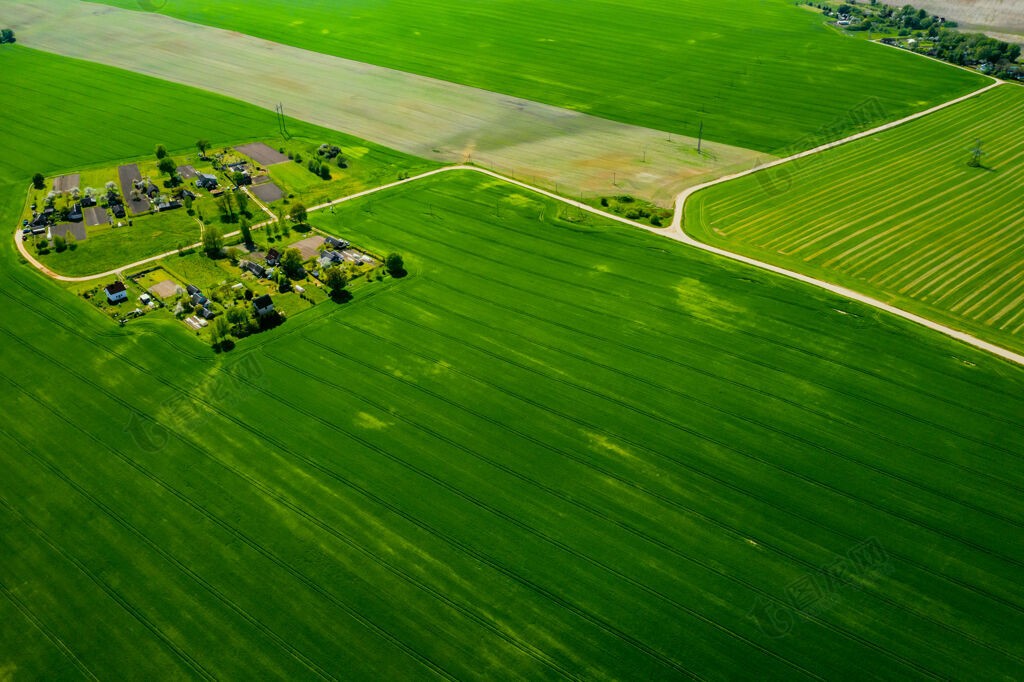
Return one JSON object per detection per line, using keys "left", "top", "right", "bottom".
{"left": 912, "top": 0, "right": 1024, "bottom": 42}
{"left": 289, "top": 235, "right": 325, "bottom": 260}
{"left": 83, "top": 206, "right": 107, "bottom": 226}
{"left": 117, "top": 163, "right": 149, "bottom": 214}
{"left": 50, "top": 222, "right": 86, "bottom": 241}
{"left": 148, "top": 278, "right": 178, "bottom": 298}
{"left": 236, "top": 142, "right": 289, "bottom": 166}
{"left": 2, "top": 0, "right": 765, "bottom": 205}
{"left": 52, "top": 173, "right": 79, "bottom": 193}
{"left": 250, "top": 181, "right": 283, "bottom": 203}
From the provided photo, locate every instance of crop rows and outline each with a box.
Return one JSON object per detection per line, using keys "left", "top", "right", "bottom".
{"left": 686, "top": 85, "right": 1024, "bottom": 351}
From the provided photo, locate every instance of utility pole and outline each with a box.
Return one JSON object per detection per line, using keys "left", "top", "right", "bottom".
{"left": 969, "top": 139, "right": 984, "bottom": 167}
{"left": 276, "top": 103, "right": 290, "bottom": 138}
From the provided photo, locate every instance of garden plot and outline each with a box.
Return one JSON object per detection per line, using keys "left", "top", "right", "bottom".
{"left": 49, "top": 223, "right": 86, "bottom": 242}
{"left": 84, "top": 206, "right": 107, "bottom": 227}
{"left": 250, "top": 181, "right": 284, "bottom": 203}
{"left": 117, "top": 163, "right": 150, "bottom": 215}
{"left": 235, "top": 142, "right": 289, "bottom": 166}
{"left": 52, "top": 173, "right": 79, "bottom": 193}
{"left": 289, "top": 235, "right": 325, "bottom": 260}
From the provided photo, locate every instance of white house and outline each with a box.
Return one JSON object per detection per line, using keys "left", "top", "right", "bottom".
{"left": 105, "top": 280, "right": 128, "bottom": 303}
{"left": 253, "top": 294, "right": 275, "bottom": 317}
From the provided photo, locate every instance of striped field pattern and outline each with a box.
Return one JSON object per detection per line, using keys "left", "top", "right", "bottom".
{"left": 3, "top": 171, "right": 1024, "bottom": 679}
{"left": 686, "top": 85, "right": 1024, "bottom": 352}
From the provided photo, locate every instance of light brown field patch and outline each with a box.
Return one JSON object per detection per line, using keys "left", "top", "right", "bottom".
{"left": 912, "top": 0, "right": 1024, "bottom": 41}
{"left": 289, "top": 235, "right": 325, "bottom": 260}
{"left": 4, "top": 0, "right": 767, "bottom": 206}
{"left": 53, "top": 173, "right": 79, "bottom": 193}
{"left": 148, "top": 279, "right": 179, "bottom": 299}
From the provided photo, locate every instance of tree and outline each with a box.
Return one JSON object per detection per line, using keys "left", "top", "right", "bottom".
{"left": 32, "top": 173, "right": 45, "bottom": 190}
{"left": 385, "top": 252, "right": 405, "bottom": 276}
{"left": 66, "top": 232, "right": 77, "bottom": 251}
{"left": 0, "top": 29, "right": 15, "bottom": 44}
{"left": 217, "top": 191, "right": 236, "bottom": 221}
{"left": 235, "top": 190, "right": 249, "bottom": 216}
{"left": 53, "top": 235, "right": 67, "bottom": 252}
{"left": 288, "top": 203, "right": 307, "bottom": 225}
{"left": 324, "top": 267, "right": 348, "bottom": 299}
{"left": 211, "top": 315, "right": 231, "bottom": 348}
{"left": 196, "top": 139, "right": 211, "bottom": 157}
{"left": 277, "top": 270, "right": 292, "bottom": 293}
{"left": 202, "top": 224, "right": 223, "bottom": 255}
{"left": 281, "top": 248, "right": 304, "bottom": 277}
{"left": 239, "top": 217, "right": 253, "bottom": 247}
{"left": 319, "top": 163, "right": 332, "bottom": 180}
{"left": 155, "top": 144, "right": 167, "bottom": 159}
{"left": 157, "top": 157, "right": 177, "bottom": 176}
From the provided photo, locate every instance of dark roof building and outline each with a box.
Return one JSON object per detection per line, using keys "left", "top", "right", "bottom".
{"left": 253, "top": 294, "right": 275, "bottom": 316}
{"left": 243, "top": 260, "right": 267, "bottom": 278}
{"left": 105, "top": 280, "right": 128, "bottom": 303}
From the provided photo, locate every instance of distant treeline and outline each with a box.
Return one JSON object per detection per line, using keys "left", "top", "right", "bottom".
{"left": 808, "top": 2, "right": 1022, "bottom": 80}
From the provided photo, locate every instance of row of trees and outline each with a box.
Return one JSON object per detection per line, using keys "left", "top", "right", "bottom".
{"left": 829, "top": 2, "right": 1021, "bottom": 79}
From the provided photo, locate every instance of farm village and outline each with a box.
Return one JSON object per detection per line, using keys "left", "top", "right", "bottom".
{"left": 18, "top": 139, "right": 407, "bottom": 347}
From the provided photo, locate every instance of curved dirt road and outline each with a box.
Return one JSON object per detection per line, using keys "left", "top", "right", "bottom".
{"left": 15, "top": 77, "right": 1022, "bottom": 367}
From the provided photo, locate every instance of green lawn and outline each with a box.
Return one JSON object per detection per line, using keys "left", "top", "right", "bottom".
{"left": 34, "top": 209, "right": 201, "bottom": 276}
{"left": 97, "top": 0, "right": 987, "bottom": 153}
{"left": 264, "top": 146, "right": 412, "bottom": 209}
{"left": 2, "top": 37, "right": 1023, "bottom": 682}
{"left": 685, "top": 84, "right": 1024, "bottom": 355}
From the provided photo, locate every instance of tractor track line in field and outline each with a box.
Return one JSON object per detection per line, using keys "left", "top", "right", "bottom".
{"left": 0, "top": 278, "right": 682, "bottom": 679}
{"left": 287, "top": 320, "right": 1024, "bottom": 666}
